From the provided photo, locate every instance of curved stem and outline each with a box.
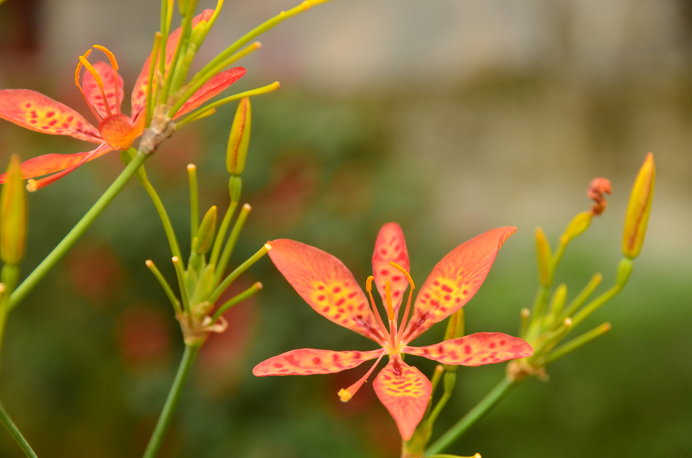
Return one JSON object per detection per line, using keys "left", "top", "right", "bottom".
{"left": 9, "top": 151, "right": 149, "bottom": 309}
{"left": 137, "top": 167, "right": 183, "bottom": 261}
{"left": 0, "top": 401, "right": 38, "bottom": 458}
{"left": 426, "top": 377, "right": 516, "bottom": 456}
{"left": 142, "top": 344, "right": 201, "bottom": 458}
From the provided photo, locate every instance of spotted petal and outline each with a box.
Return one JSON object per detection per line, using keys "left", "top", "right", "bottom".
{"left": 269, "top": 239, "right": 384, "bottom": 343}
{"left": 174, "top": 67, "right": 247, "bottom": 118}
{"left": 372, "top": 222, "right": 410, "bottom": 310}
{"left": 402, "top": 226, "right": 516, "bottom": 342}
{"left": 405, "top": 332, "right": 533, "bottom": 366}
{"left": 131, "top": 9, "right": 216, "bottom": 119}
{"left": 253, "top": 348, "right": 383, "bottom": 376}
{"left": 373, "top": 361, "right": 432, "bottom": 440}
{"left": 0, "top": 143, "right": 113, "bottom": 186}
{"left": 80, "top": 61, "right": 124, "bottom": 119}
{"left": 0, "top": 89, "right": 101, "bottom": 142}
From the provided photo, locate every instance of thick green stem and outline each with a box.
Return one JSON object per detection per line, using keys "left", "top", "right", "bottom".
{"left": 142, "top": 344, "right": 201, "bottom": 458}
{"left": 426, "top": 377, "right": 516, "bottom": 456}
{"left": 9, "top": 152, "right": 148, "bottom": 309}
{"left": 0, "top": 401, "right": 38, "bottom": 458}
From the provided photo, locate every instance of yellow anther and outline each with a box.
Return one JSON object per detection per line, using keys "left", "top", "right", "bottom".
{"left": 337, "top": 388, "right": 352, "bottom": 403}
{"left": 365, "top": 275, "right": 374, "bottom": 293}
{"left": 389, "top": 261, "right": 415, "bottom": 290}
{"left": 93, "top": 44, "right": 119, "bottom": 71}
{"left": 384, "top": 281, "right": 394, "bottom": 321}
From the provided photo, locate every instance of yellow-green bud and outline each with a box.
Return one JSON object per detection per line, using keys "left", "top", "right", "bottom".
{"left": 192, "top": 206, "right": 217, "bottom": 255}
{"left": 622, "top": 153, "right": 655, "bottom": 259}
{"left": 226, "top": 98, "right": 252, "bottom": 176}
{"left": 535, "top": 227, "right": 552, "bottom": 287}
{"left": 1, "top": 155, "right": 27, "bottom": 265}
{"left": 560, "top": 211, "right": 593, "bottom": 246}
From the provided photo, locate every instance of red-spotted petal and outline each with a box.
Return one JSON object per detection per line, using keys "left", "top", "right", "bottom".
{"left": 0, "top": 89, "right": 101, "bottom": 142}
{"left": 269, "top": 239, "right": 384, "bottom": 343}
{"left": 0, "top": 143, "right": 112, "bottom": 184}
{"left": 372, "top": 222, "right": 410, "bottom": 310}
{"left": 253, "top": 348, "right": 383, "bottom": 376}
{"left": 131, "top": 9, "right": 216, "bottom": 119}
{"left": 402, "top": 226, "right": 516, "bottom": 342}
{"left": 17, "top": 144, "right": 112, "bottom": 190}
{"left": 80, "top": 61, "right": 124, "bottom": 120}
{"left": 404, "top": 332, "right": 533, "bottom": 366}
{"left": 173, "top": 67, "right": 246, "bottom": 118}
{"left": 373, "top": 360, "right": 432, "bottom": 440}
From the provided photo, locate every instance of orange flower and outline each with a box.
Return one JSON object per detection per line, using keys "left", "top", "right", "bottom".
{"left": 0, "top": 10, "right": 245, "bottom": 190}
{"left": 253, "top": 223, "right": 533, "bottom": 439}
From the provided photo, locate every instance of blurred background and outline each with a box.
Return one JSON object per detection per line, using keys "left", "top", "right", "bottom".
{"left": 0, "top": 0, "right": 690, "bottom": 457}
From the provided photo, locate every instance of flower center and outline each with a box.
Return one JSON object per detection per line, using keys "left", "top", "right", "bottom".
{"left": 99, "top": 114, "right": 143, "bottom": 150}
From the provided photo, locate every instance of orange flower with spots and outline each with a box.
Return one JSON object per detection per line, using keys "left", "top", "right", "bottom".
{"left": 253, "top": 223, "right": 533, "bottom": 440}
{"left": 0, "top": 10, "right": 245, "bottom": 190}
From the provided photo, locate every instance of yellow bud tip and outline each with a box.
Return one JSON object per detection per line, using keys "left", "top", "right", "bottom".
{"left": 337, "top": 388, "right": 352, "bottom": 403}
{"left": 521, "top": 307, "right": 530, "bottom": 318}
{"left": 186, "top": 163, "right": 196, "bottom": 171}
{"left": 145, "top": 260, "right": 154, "bottom": 267}
{"left": 264, "top": 242, "right": 273, "bottom": 251}
{"left": 242, "top": 203, "right": 252, "bottom": 211}
{"left": 253, "top": 41, "right": 262, "bottom": 49}
{"left": 474, "top": 454, "right": 482, "bottom": 458}
{"left": 563, "top": 317, "right": 573, "bottom": 327}
{"left": 171, "top": 256, "right": 180, "bottom": 263}
{"left": 0, "top": 283, "right": 6, "bottom": 294}
{"left": 254, "top": 282, "right": 263, "bottom": 290}
{"left": 602, "top": 322, "right": 612, "bottom": 331}
{"left": 26, "top": 180, "right": 37, "bottom": 192}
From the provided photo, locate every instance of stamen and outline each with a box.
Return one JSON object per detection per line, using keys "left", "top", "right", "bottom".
{"left": 93, "top": 45, "right": 123, "bottom": 115}
{"left": 390, "top": 261, "right": 416, "bottom": 341}
{"left": 78, "top": 55, "right": 112, "bottom": 117}
{"left": 365, "top": 275, "right": 390, "bottom": 343}
{"left": 384, "top": 281, "right": 394, "bottom": 321}
{"left": 337, "top": 351, "right": 385, "bottom": 402}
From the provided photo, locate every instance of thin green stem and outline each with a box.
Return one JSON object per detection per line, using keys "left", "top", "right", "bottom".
{"left": 142, "top": 344, "right": 201, "bottom": 458}
{"left": 209, "top": 200, "right": 239, "bottom": 268}
{"left": 210, "top": 242, "right": 268, "bottom": 304}
{"left": 426, "top": 377, "right": 516, "bottom": 455}
{"left": 211, "top": 281, "right": 262, "bottom": 321}
{"left": 137, "top": 166, "right": 183, "bottom": 261}
{"left": 9, "top": 152, "right": 148, "bottom": 309}
{"left": 145, "top": 260, "right": 182, "bottom": 315}
{"left": 187, "top": 164, "right": 199, "bottom": 248}
{"left": 0, "top": 401, "right": 38, "bottom": 458}
{"left": 214, "top": 203, "right": 251, "bottom": 285}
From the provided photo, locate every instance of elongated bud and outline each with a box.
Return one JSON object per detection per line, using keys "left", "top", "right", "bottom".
{"left": 443, "top": 309, "right": 464, "bottom": 341}
{"left": 559, "top": 211, "right": 592, "bottom": 245}
{"left": 226, "top": 98, "right": 252, "bottom": 175}
{"left": 622, "top": 153, "right": 655, "bottom": 259}
{"left": 192, "top": 206, "right": 217, "bottom": 255}
{"left": 535, "top": 227, "right": 552, "bottom": 287}
{"left": 1, "top": 155, "right": 27, "bottom": 265}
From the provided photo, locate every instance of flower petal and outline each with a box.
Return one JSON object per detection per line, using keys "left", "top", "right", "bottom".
{"left": 13, "top": 144, "right": 113, "bottom": 191}
{"left": 0, "top": 89, "right": 101, "bottom": 142}
{"left": 269, "top": 239, "right": 384, "bottom": 343}
{"left": 131, "top": 9, "right": 216, "bottom": 119}
{"left": 173, "top": 67, "right": 246, "bottom": 118}
{"left": 405, "top": 332, "right": 533, "bottom": 366}
{"left": 80, "top": 61, "right": 124, "bottom": 119}
{"left": 373, "top": 360, "right": 432, "bottom": 440}
{"left": 402, "top": 226, "right": 516, "bottom": 343}
{"left": 253, "top": 348, "right": 382, "bottom": 376}
{"left": 372, "top": 222, "right": 410, "bottom": 310}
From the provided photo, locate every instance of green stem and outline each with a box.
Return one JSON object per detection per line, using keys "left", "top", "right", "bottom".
{"left": 137, "top": 167, "right": 183, "bottom": 261}
{"left": 426, "top": 377, "right": 516, "bottom": 456}
{"left": 142, "top": 344, "right": 201, "bottom": 458}
{"left": 0, "top": 401, "right": 38, "bottom": 458}
{"left": 9, "top": 152, "right": 148, "bottom": 309}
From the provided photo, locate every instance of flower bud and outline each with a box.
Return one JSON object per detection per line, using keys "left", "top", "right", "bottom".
{"left": 622, "top": 153, "right": 655, "bottom": 259}
{"left": 192, "top": 206, "right": 217, "bottom": 255}
{"left": 559, "top": 211, "right": 592, "bottom": 246}
{"left": 535, "top": 227, "right": 552, "bottom": 287}
{"left": 1, "top": 155, "right": 27, "bottom": 265}
{"left": 226, "top": 98, "right": 252, "bottom": 176}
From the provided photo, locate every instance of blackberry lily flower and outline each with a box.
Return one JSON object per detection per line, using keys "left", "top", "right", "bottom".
{"left": 254, "top": 223, "right": 533, "bottom": 440}
{"left": 0, "top": 10, "right": 245, "bottom": 190}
